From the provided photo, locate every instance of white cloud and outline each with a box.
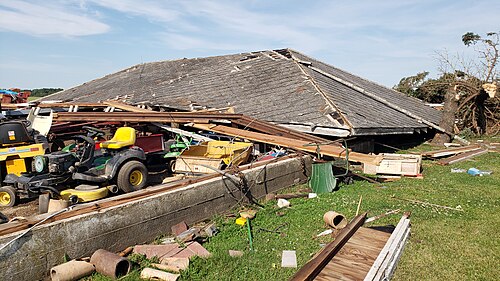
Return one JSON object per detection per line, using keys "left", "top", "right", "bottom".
{"left": 89, "top": 0, "right": 180, "bottom": 22}
{"left": 86, "top": 0, "right": 325, "bottom": 52}
{"left": 0, "top": 0, "right": 109, "bottom": 36}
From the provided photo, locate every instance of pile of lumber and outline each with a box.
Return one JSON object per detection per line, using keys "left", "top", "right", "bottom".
{"left": 52, "top": 110, "right": 382, "bottom": 165}
{"left": 421, "top": 145, "right": 489, "bottom": 165}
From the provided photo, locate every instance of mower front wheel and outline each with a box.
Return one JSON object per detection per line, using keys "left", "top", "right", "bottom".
{"left": 116, "top": 161, "right": 148, "bottom": 193}
{"left": 0, "top": 186, "right": 18, "bottom": 207}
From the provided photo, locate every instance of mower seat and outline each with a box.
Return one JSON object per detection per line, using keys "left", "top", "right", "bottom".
{"left": 101, "top": 127, "right": 136, "bottom": 150}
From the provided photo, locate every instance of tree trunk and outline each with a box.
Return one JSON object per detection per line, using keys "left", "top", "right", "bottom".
{"left": 432, "top": 85, "right": 458, "bottom": 145}
{"left": 475, "top": 88, "right": 488, "bottom": 135}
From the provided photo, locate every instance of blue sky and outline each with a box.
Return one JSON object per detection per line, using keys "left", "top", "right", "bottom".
{"left": 0, "top": 0, "right": 498, "bottom": 89}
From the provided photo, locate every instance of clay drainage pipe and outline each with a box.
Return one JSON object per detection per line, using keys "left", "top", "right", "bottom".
{"left": 90, "top": 249, "right": 131, "bottom": 279}
{"left": 323, "top": 211, "right": 348, "bottom": 229}
{"left": 50, "top": 260, "right": 95, "bottom": 281}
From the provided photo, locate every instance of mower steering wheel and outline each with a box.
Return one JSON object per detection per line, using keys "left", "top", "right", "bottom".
{"left": 83, "top": 126, "right": 105, "bottom": 138}
{"left": 22, "top": 120, "right": 32, "bottom": 128}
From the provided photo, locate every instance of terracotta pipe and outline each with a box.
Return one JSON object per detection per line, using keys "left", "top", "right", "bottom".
{"left": 90, "top": 249, "right": 130, "bottom": 279}
{"left": 323, "top": 211, "right": 347, "bottom": 229}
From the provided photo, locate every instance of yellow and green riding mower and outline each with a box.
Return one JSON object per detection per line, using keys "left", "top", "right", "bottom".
{"left": 1, "top": 126, "right": 148, "bottom": 207}
{"left": 0, "top": 119, "right": 48, "bottom": 206}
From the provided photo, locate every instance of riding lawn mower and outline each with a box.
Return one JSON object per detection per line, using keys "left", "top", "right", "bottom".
{"left": 0, "top": 126, "right": 149, "bottom": 207}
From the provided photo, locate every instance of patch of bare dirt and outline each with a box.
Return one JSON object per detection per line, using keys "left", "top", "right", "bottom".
{"left": 0, "top": 199, "right": 38, "bottom": 220}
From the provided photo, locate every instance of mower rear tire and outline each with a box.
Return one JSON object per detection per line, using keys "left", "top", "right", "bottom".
{"left": 116, "top": 161, "right": 148, "bottom": 193}
{"left": 0, "top": 186, "right": 18, "bottom": 207}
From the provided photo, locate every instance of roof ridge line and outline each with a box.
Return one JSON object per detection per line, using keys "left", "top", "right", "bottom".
{"left": 288, "top": 49, "right": 433, "bottom": 106}
{"left": 290, "top": 56, "right": 353, "bottom": 132}
{"left": 304, "top": 64, "right": 451, "bottom": 135}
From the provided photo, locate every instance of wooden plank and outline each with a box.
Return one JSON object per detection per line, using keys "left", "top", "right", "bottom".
{"left": 53, "top": 111, "right": 326, "bottom": 143}
{"left": 364, "top": 214, "right": 410, "bottom": 281}
{"left": 384, "top": 225, "right": 411, "bottom": 280}
{"left": 421, "top": 144, "right": 481, "bottom": 158}
{"left": 437, "top": 148, "right": 488, "bottom": 165}
{"left": 290, "top": 213, "right": 367, "bottom": 281}
{"left": 372, "top": 220, "right": 410, "bottom": 281}
{"left": 233, "top": 116, "right": 327, "bottom": 143}
{"left": 53, "top": 111, "right": 244, "bottom": 121}
{"left": 103, "top": 100, "right": 153, "bottom": 112}
{"left": 193, "top": 124, "right": 381, "bottom": 165}
{"left": 37, "top": 102, "right": 107, "bottom": 108}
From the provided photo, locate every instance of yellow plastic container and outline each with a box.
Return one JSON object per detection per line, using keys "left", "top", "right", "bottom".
{"left": 181, "top": 141, "right": 252, "bottom": 166}
{"left": 60, "top": 187, "right": 109, "bottom": 202}
{"left": 175, "top": 141, "right": 253, "bottom": 174}
{"left": 235, "top": 217, "right": 247, "bottom": 226}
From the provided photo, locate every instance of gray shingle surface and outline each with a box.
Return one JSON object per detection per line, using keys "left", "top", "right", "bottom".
{"left": 290, "top": 50, "right": 442, "bottom": 126}
{"left": 45, "top": 49, "right": 442, "bottom": 136}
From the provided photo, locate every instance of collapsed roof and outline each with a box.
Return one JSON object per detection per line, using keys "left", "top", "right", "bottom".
{"left": 44, "top": 49, "right": 442, "bottom": 137}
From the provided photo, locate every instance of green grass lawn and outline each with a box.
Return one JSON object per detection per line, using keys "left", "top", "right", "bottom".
{"left": 87, "top": 146, "right": 499, "bottom": 281}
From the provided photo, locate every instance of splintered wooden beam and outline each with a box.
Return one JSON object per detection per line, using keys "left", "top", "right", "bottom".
{"left": 192, "top": 123, "right": 381, "bottom": 165}
{"left": 103, "top": 100, "right": 153, "bottom": 112}
{"left": 289, "top": 213, "right": 367, "bottom": 281}
{"left": 233, "top": 116, "right": 327, "bottom": 143}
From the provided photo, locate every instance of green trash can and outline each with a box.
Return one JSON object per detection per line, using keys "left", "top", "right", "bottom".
{"left": 308, "top": 161, "right": 337, "bottom": 193}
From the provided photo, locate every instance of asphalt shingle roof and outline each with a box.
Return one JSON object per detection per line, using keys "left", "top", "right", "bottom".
{"left": 44, "top": 49, "right": 442, "bottom": 136}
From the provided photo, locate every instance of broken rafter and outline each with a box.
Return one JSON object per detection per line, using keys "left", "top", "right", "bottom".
{"left": 192, "top": 123, "right": 381, "bottom": 165}
{"left": 233, "top": 115, "right": 327, "bottom": 143}
{"left": 53, "top": 111, "right": 244, "bottom": 121}
{"left": 53, "top": 112, "right": 242, "bottom": 124}
{"left": 53, "top": 111, "right": 327, "bottom": 143}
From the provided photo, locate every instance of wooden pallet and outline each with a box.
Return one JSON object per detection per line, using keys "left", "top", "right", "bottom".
{"left": 363, "top": 153, "right": 421, "bottom": 176}
{"left": 314, "top": 227, "right": 391, "bottom": 281}
{"left": 291, "top": 213, "right": 411, "bottom": 281}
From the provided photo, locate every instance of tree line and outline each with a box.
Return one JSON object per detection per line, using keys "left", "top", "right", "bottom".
{"left": 30, "top": 88, "right": 64, "bottom": 97}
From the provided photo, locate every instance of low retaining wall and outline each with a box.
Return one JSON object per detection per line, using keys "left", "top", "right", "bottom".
{"left": 0, "top": 155, "right": 311, "bottom": 280}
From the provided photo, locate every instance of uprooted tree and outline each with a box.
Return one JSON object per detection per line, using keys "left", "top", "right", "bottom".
{"left": 395, "top": 31, "right": 499, "bottom": 144}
